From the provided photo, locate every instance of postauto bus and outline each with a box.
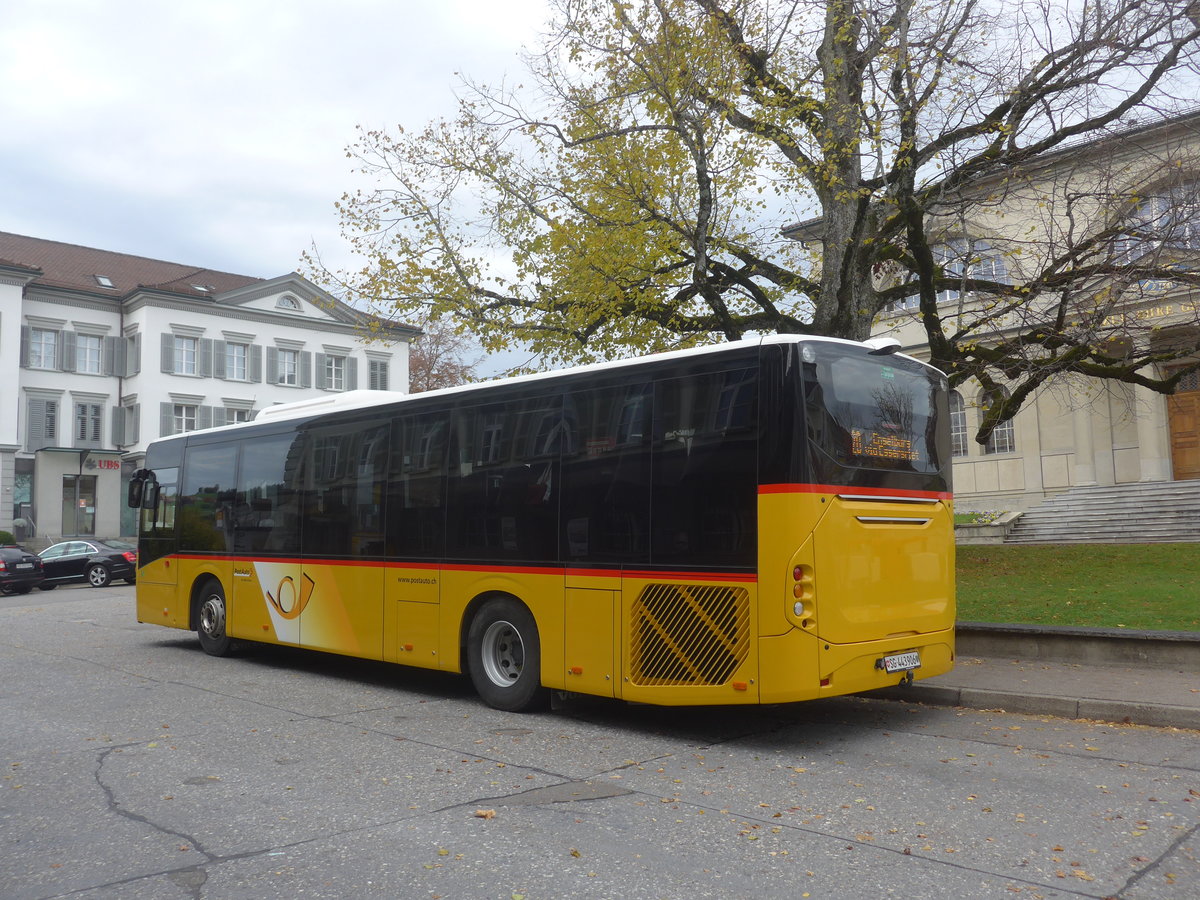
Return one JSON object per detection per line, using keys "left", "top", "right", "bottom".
{"left": 129, "top": 335, "right": 954, "bottom": 711}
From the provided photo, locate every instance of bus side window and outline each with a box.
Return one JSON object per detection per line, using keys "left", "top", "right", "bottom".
{"left": 386, "top": 411, "right": 448, "bottom": 559}
{"left": 300, "top": 420, "right": 389, "bottom": 558}
{"left": 560, "top": 381, "right": 651, "bottom": 564}
{"left": 652, "top": 368, "right": 758, "bottom": 567}
{"left": 179, "top": 444, "right": 239, "bottom": 553}
{"left": 234, "top": 433, "right": 302, "bottom": 555}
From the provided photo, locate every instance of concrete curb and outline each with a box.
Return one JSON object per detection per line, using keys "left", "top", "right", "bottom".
{"left": 866, "top": 624, "right": 1200, "bottom": 730}
{"left": 872, "top": 683, "right": 1200, "bottom": 730}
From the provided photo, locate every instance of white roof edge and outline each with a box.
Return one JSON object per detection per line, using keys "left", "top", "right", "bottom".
{"left": 253, "top": 390, "right": 411, "bottom": 424}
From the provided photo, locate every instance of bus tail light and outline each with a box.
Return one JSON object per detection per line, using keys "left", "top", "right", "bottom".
{"left": 791, "top": 564, "right": 815, "bottom": 629}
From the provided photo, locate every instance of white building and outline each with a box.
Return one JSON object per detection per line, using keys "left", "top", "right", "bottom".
{"left": 0, "top": 231, "right": 417, "bottom": 543}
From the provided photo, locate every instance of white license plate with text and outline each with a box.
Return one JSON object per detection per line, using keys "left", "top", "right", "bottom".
{"left": 882, "top": 651, "right": 921, "bottom": 673}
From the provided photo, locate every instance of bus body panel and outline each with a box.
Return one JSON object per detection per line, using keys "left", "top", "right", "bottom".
{"left": 811, "top": 497, "right": 955, "bottom": 645}
{"left": 817, "top": 627, "right": 955, "bottom": 696}
{"left": 564, "top": 587, "right": 618, "bottom": 697}
{"left": 297, "top": 560, "right": 385, "bottom": 660}
{"left": 386, "top": 563, "right": 441, "bottom": 668}
{"left": 756, "top": 492, "right": 829, "bottom": 637}
{"left": 617, "top": 573, "right": 760, "bottom": 705}
{"left": 136, "top": 565, "right": 184, "bottom": 629}
{"left": 230, "top": 559, "right": 300, "bottom": 645}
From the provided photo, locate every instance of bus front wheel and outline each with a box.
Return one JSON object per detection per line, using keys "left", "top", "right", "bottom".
{"left": 467, "top": 598, "right": 547, "bottom": 712}
{"left": 196, "top": 580, "right": 232, "bottom": 657}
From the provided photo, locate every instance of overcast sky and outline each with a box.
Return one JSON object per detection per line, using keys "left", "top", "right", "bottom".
{"left": 1, "top": 0, "right": 550, "bottom": 282}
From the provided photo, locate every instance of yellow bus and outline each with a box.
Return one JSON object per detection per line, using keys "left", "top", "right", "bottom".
{"left": 129, "top": 335, "right": 954, "bottom": 711}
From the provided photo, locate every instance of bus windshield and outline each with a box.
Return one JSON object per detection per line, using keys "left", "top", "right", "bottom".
{"left": 801, "top": 344, "right": 947, "bottom": 478}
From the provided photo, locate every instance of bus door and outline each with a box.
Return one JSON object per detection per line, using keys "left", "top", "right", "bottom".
{"left": 134, "top": 465, "right": 179, "bottom": 627}
{"left": 231, "top": 434, "right": 302, "bottom": 646}
{"left": 298, "top": 421, "right": 389, "bottom": 660}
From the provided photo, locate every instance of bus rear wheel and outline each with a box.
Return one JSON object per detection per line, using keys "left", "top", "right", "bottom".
{"left": 467, "top": 598, "right": 547, "bottom": 712}
{"left": 196, "top": 580, "right": 232, "bottom": 657}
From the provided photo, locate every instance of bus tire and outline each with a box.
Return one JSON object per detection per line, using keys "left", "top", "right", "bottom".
{"left": 196, "top": 579, "right": 233, "bottom": 657}
{"left": 466, "top": 598, "right": 547, "bottom": 712}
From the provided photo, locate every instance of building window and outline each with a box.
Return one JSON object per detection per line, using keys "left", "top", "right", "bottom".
{"left": 225, "top": 343, "right": 248, "bottom": 380}
{"left": 278, "top": 348, "right": 299, "bottom": 385}
{"left": 75, "top": 403, "right": 102, "bottom": 447}
{"left": 325, "top": 355, "right": 346, "bottom": 391}
{"left": 981, "top": 388, "right": 1016, "bottom": 455}
{"left": 368, "top": 359, "right": 389, "bottom": 391}
{"left": 1118, "top": 181, "right": 1200, "bottom": 261}
{"left": 30, "top": 328, "right": 58, "bottom": 369}
{"left": 949, "top": 391, "right": 968, "bottom": 458}
{"left": 277, "top": 295, "right": 301, "bottom": 310}
{"left": 76, "top": 334, "right": 103, "bottom": 374}
{"left": 173, "top": 404, "right": 198, "bottom": 433}
{"left": 228, "top": 408, "right": 252, "bottom": 424}
{"left": 174, "top": 336, "right": 198, "bottom": 375}
{"left": 887, "top": 239, "right": 1010, "bottom": 312}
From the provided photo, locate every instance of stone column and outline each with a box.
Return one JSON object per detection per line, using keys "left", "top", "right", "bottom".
{"left": 1072, "top": 398, "right": 1098, "bottom": 486}
{"left": 1135, "top": 376, "right": 1171, "bottom": 482}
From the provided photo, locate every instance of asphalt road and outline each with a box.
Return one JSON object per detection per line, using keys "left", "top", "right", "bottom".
{"left": 1, "top": 584, "right": 1196, "bottom": 899}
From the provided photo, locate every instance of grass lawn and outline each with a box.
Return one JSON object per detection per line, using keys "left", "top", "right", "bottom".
{"left": 956, "top": 543, "right": 1200, "bottom": 632}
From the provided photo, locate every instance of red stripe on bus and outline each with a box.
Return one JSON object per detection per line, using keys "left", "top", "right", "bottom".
{"left": 169, "top": 554, "right": 755, "bottom": 581}
{"left": 758, "top": 483, "right": 951, "bottom": 501}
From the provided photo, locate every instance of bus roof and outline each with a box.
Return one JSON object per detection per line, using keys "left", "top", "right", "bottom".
{"left": 170, "top": 334, "right": 942, "bottom": 436}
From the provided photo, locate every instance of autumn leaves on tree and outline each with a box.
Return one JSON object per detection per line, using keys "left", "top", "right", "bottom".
{"left": 322, "top": 1, "right": 1200, "bottom": 440}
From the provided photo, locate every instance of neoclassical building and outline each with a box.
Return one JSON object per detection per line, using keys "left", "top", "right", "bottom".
{"left": 787, "top": 112, "right": 1200, "bottom": 512}
{"left": 0, "top": 232, "right": 417, "bottom": 542}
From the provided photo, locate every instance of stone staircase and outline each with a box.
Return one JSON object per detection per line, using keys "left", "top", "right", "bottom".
{"left": 1004, "top": 480, "right": 1200, "bottom": 544}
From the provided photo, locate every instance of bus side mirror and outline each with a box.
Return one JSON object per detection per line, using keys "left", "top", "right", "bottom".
{"left": 127, "top": 479, "right": 143, "bottom": 509}
{"left": 142, "top": 480, "right": 160, "bottom": 510}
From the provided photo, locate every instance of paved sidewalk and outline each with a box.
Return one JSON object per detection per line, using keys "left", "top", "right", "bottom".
{"left": 875, "top": 654, "right": 1200, "bottom": 730}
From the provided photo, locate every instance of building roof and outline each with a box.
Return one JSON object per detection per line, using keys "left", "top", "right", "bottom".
{"left": 0, "top": 231, "right": 264, "bottom": 299}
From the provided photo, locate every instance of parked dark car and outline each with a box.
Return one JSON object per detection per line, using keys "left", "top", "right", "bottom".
{"left": 37, "top": 539, "right": 137, "bottom": 589}
{"left": 0, "top": 546, "right": 46, "bottom": 594}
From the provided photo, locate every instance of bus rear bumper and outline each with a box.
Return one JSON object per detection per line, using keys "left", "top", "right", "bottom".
{"left": 758, "top": 626, "right": 955, "bottom": 704}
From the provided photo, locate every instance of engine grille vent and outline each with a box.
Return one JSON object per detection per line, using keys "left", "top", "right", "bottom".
{"left": 630, "top": 584, "right": 750, "bottom": 686}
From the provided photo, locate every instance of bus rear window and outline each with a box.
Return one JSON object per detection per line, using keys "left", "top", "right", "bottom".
{"left": 802, "top": 346, "right": 946, "bottom": 476}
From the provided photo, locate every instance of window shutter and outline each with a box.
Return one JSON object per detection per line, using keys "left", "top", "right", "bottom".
{"left": 20, "top": 326, "right": 31, "bottom": 368}
{"left": 213, "top": 340, "right": 227, "bottom": 380}
{"left": 61, "top": 331, "right": 77, "bottom": 373}
{"left": 45, "top": 400, "right": 57, "bottom": 443}
{"left": 199, "top": 338, "right": 213, "bottom": 377}
{"left": 104, "top": 336, "right": 121, "bottom": 376}
{"left": 300, "top": 351, "right": 312, "bottom": 388}
{"left": 129, "top": 404, "right": 140, "bottom": 444}
{"left": 128, "top": 334, "right": 142, "bottom": 376}
{"left": 314, "top": 353, "right": 327, "bottom": 389}
{"left": 250, "top": 344, "right": 263, "bottom": 382}
{"left": 160, "top": 402, "right": 174, "bottom": 436}
{"left": 346, "top": 357, "right": 358, "bottom": 391}
{"left": 27, "top": 398, "right": 45, "bottom": 450}
{"left": 369, "top": 360, "right": 389, "bottom": 391}
{"left": 212, "top": 407, "right": 227, "bottom": 428}
{"left": 111, "top": 406, "right": 126, "bottom": 446}
{"left": 161, "top": 334, "right": 174, "bottom": 373}
{"left": 198, "top": 405, "right": 214, "bottom": 430}
{"left": 266, "top": 346, "right": 279, "bottom": 384}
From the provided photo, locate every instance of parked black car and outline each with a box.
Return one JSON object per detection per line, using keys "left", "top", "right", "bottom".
{"left": 37, "top": 539, "right": 137, "bottom": 589}
{"left": 0, "top": 546, "right": 46, "bottom": 594}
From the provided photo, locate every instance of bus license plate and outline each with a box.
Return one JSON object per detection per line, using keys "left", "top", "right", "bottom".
{"left": 882, "top": 651, "right": 921, "bottom": 673}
